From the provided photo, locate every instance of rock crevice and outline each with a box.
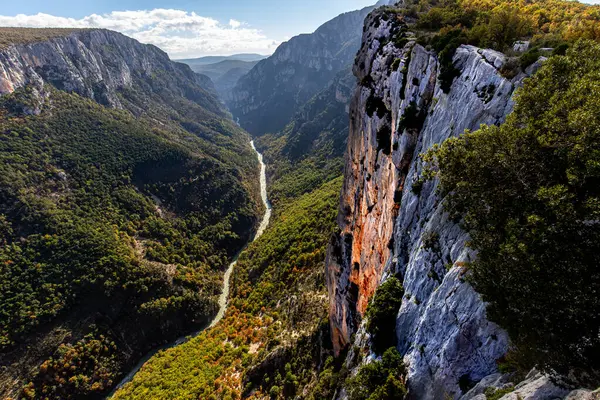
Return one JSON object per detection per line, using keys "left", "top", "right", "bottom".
{"left": 326, "top": 8, "right": 541, "bottom": 399}
{"left": 0, "top": 29, "right": 221, "bottom": 115}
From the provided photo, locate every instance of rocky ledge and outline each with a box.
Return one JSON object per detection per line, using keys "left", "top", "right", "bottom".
{"left": 325, "top": 7, "right": 565, "bottom": 399}
{"left": 0, "top": 29, "right": 220, "bottom": 115}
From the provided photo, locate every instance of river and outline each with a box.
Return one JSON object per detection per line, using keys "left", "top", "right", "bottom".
{"left": 108, "top": 139, "right": 271, "bottom": 397}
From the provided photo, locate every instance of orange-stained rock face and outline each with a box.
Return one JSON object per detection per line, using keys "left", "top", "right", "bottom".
{"left": 325, "top": 9, "right": 438, "bottom": 354}
{"left": 327, "top": 7, "right": 541, "bottom": 397}
{"left": 326, "top": 89, "right": 399, "bottom": 352}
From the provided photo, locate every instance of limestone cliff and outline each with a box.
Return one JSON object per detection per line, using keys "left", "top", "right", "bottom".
{"left": 228, "top": 6, "right": 375, "bottom": 136}
{"left": 326, "top": 8, "right": 547, "bottom": 398}
{"left": 0, "top": 28, "right": 223, "bottom": 116}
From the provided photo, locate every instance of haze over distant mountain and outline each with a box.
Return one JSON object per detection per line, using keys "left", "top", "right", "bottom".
{"left": 179, "top": 58, "right": 262, "bottom": 102}
{"left": 176, "top": 53, "right": 267, "bottom": 66}
{"left": 228, "top": 6, "right": 376, "bottom": 136}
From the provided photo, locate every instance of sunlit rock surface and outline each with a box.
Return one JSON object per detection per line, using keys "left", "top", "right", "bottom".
{"left": 326, "top": 7, "right": 548, "bottom": 399}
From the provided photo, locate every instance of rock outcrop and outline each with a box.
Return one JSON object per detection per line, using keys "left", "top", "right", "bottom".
{"left": 0, "top": 28, "right": 260, "bottom": 399}
{"left": 0, "top": 28, "right": 223, "bottom": 116}
{"left": 326, "top": 8, "right": 545, "bottom": 399}
{"left": 461, "top": 369, "right": 600, "bottom": 400}
{"left": 228, "top": 6, "right": 375, "bottom": 136}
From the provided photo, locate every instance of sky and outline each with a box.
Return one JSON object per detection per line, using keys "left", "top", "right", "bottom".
{"left": 0, "top": 0, "right": 378, "bottom": 58}
{"left": 1, "top": 0, "right": 599, "bottom": 59}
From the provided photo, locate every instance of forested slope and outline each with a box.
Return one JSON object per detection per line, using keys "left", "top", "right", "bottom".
{"left": 110, "top": 12, "right": 369, "bottom": 397}
{"left": 0, "top": 28, "right": 261, "bottom": 399}
{"left": 256, "top": 68, "right": 354, "bottom": 207}
{"left": 112, "top": 176, "right": 342, "bottom": 399}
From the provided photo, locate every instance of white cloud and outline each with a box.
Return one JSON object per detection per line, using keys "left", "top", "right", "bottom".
{"left": 0, "top": 9, "right": 281, "bottom": 58}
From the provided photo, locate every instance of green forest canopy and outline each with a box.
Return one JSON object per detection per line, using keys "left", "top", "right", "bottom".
{"left": 425, "top": 40, "right": 600, "bottom": 385}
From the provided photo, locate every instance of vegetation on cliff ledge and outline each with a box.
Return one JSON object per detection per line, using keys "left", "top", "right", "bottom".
{"left": 410, "top": 0, "right": 600, "bottom": 49}
{"left": 426, "top": 40, "right": 600, "bottom": 385}
{"left": 386, "top": 0, "right": 600, "bottom": 90}
{"left": 0, "top": 28, "right": 90, "bottom": 49}
{"left": 347, "top": 347, "right": 407, "bottom": 400}
{"left": 365, "top": 277, "right": 404, "bottom": 355}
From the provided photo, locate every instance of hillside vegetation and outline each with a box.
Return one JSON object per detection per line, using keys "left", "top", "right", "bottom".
{"left": 382, "top": 0, "right": 600, "bottom": 92}
{"left": 426, "top": 40, "right": 600, "bottom": 385}
{"left": 0, "top": 26, "right": 263, "bottom": 397}
{"left": 0, "top": 84, "right": 260, "bottom": 398}
{"left": 112, "top": 177, "right": 342, "bottom": 399}
{"left": 0, "top": 28, "right": 87, "bottom": 49}
{"left": 404, "top": 0, "right": 600, "bottom": 48}
{"left": 255, "top": 69, "right": 353, "bottom": 207}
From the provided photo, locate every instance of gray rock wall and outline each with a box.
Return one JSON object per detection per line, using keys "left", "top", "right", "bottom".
{"left": 326, "top": 8, "right": 547, "bottom": 399}
{"left": 229, "top": 6, "right": 375, "bottom": 136}
{"left": 0, "top": 29, "right": 222, "bottom": 115}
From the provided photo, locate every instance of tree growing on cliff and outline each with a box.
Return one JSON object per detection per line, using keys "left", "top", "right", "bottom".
{"left": 365, "top": 277, "right": 404, "bottom": 355}
{"left": 346, "top": 347, "right": 407, "bottom": 400}
{"left": 425, "top": 40, "right": 600, "bottom": 385}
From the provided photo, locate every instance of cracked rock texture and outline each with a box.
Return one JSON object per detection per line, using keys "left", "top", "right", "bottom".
{"left": 229, "top": 6, "right": 375, "bottom": 136}
{"left": 461, "top": 369, "right": 598, "bottom": 400}
{"left": 325, "top": 7, "right": 561, "bottom": 399}
{"left": 0, "top": 29, "right": 222, "bottom": 116}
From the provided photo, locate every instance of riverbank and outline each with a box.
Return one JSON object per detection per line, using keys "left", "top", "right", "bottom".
{"left": 108, "top": 139, "right": 271, "bottom": 397}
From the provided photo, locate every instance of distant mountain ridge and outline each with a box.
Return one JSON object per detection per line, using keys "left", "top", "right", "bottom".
{"left": 176, "top": 53, "right": 267, "bottom": 66}
{"left": 228, "top": 5, "right": 376, "bottom": 136}
{"left": 180, "top": 59, "right": 261, "bottom": 102}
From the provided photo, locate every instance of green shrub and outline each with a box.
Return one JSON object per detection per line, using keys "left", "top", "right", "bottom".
{"left": 552, "top": 43, "right": 569, "bottom": 56}
{"left": 365, "top": 277, "right": 404, "bottom": 354}
{"left": 346, "top": 347, "right": 407, "bottom": 400}
{"left": 406, "top": 0, "right": 600, "bottom": 91}
{"left": 430, "top": 28, "right": 468, "bottom": 93}
{"left": 0, "top": 27, "right": 86, "bottom": 49}
{"left": 422, "top": 231, "right": 440, "bottom": 252}
{"left": 398, "top": 100, "right": 426, "bottom": 132}
{"left": 411, "top": 178, "right": 425, "bottom": 195}
{"left": 25, "top": 333, "right": 119, "bottom": 398}
{"left": 519, "top": 47, "right": 541, "bottom": 68}
{"left": 425, "top": 40, "right": 600, "bottom": 386}
{"left": 484, "top": 386, "right": 515, "bottom": 400}
{"left": 269, "top": 385, "right": 281, "bottom": 398}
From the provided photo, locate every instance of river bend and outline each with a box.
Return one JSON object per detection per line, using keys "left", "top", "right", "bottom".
{"left": 108, "top": 139, "right": 271, "bottom": 397}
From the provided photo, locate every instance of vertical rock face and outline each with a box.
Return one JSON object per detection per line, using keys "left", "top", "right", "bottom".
{"left": 0, "top": 29, "right": 223, "bottom": 116}
{"left": 228, "top": 6, "right": 375, "bottom": 136}
{"left": 326, "top": 8, "right": 540, "bottom": 399}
